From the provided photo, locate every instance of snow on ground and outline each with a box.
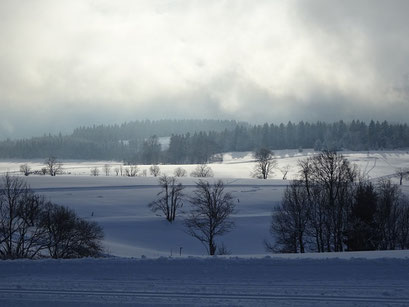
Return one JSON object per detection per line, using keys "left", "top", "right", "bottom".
{"left": 1, "top": 254, "right": 409, "bottom": 306}
{"left": 1, "top": 149, "right": 409, "bottom": 179}
{"left": 1, "top": 150, "right": 409, "bottom": 306}
{"left": 23, "top": 176, "right": 282, "bottom": 257}
{"left": 0, "top": 150, "right": 408, "bottom": 257}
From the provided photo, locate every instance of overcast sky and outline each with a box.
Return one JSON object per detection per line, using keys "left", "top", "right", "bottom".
{"left": 1, "top": 0, "right": 409, "bottom": 139}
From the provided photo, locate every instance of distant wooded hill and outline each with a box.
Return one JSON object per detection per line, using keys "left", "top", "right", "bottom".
{"left": 0, "top": 119, "right": 408, "bottom": 164}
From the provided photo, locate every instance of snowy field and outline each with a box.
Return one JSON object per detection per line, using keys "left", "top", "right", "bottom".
{"left": 19, "top": 176, "right": 282, "bottom": 257}
{"left": 0, "top": 150, "right": 408, "bottom": 257}
{"left": 1, "top": 149, "right": 409, "bottom": 179}
{"left": 1, "top": 150, "right": 409, "bottom": 306}
{"left": 1, "top": 253, "right": 409, "bottom": 306}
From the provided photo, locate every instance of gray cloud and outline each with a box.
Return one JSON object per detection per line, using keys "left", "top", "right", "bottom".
{"left": 0, "top": 0, "right": 408, "bottom": 139}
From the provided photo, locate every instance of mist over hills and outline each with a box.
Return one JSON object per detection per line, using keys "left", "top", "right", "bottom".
{"left": 0, "top": 119, "right": 408, "bottom": 163}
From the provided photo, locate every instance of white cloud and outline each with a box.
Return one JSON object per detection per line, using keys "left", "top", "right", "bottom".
{"left": 0, "top": 0, "right": 408, "bottom": 138}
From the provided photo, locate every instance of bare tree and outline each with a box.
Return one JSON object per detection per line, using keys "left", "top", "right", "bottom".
{"left": 185, "top": 180, "right": 236, "bottom": 255}
{"left": 252, "top": 148, "right": 277, "bottom": 179}
{"left": 267, "top": 180, "right": 310, "bottom": 253}
{"left": 345, "top": 180, "right": 379, "bottom": 251}
{"left": 114, "top": 167, "right": 120, "bottom": 176}
{"left": 190, "top": 164, "right": 214, "bottom": 178}
{"left": 44, "top": 157, "right": 63, "bottom": 176}
{"left": 40, "top": 203, "right": 104, "bottom": 258}
{"left": 174, "top": 167, "right": 187, "bottom": 177}
{"left": 0, "top": 175, "right": 104, "bottom": 259}
{"left": 41, "top": 167, "right": 47, "bottom": 175}
{"left": 0, "top": 175, "right": 47, "bottom": 259}
{"left": 269, "top": 152, "right": 409, "bottom": 254}
{"left": 397, "top": 195, "right": 409, "bottom": 249}
{"left": 278, "top": 164, "right": 292, "bottom": 180}
{"left": 375, "top": 179, "right": 401, "bottom": 250}
{"left": 306, "top": 151, "right": 357, "bottom": 252}
{"left": 269, "top": 151, "right": 357, "bottom": 253}
{"left": 125, "top": 165, "right": 139, "bottom": 177}
{"left": 90, "top": 167, "right": 100, "bottom": 176}
{"left": 103, "top": 164, "right": 111, "bottom": 176}
{"left": 395, "top": 167, "right": 409, "bottom": 185}
{"left": 15, "top": 194, "right": 48, "bottom": 258}
{"left": 149, "top": 165, "right": 161, "bottom": 177}
{"left": 19, "top": 164, "right": 31, "bottom": 176}
{"left": 148, "top": 175, "right": 184, "bottom": 222}
{"left": 0, "top": 174, "right": 30, "bottom": 258}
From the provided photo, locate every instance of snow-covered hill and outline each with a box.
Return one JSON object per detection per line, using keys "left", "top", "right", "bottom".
{"left": 0, "top": 150, "right": 408, "bottom": 257}
{"left": 1, "top": 150, "right": 409, "bottom": 306}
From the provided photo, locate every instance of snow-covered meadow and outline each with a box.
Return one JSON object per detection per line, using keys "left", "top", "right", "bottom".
{"left": 2, "top": 149, "right": 409, "bottom": 179}
{"left": 1, "top": 150, "right": 408, "bottom": 257}
{"left": 1, "top": 150, "right": 409, "bottom": 306}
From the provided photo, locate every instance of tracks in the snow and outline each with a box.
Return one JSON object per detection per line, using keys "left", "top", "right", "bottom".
{"left": 1, "top": 287, "right": 409, "bottom": 305}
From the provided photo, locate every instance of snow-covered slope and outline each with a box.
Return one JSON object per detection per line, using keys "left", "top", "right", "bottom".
{"left": 0, "top": 150, "right": 408, "bottom": 257}
{"left": 1, "top": 151, "right": 409, "bottom": 306}
{"left": 25, "top": 176, "right": 283, "bottom": 257}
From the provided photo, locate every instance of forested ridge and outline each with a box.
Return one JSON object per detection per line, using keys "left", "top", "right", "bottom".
{"left": 0, "top": 119, "right": 408, "bottom": 163}
{"left": 71, "top": 119, "right": 243, "bottom": 142}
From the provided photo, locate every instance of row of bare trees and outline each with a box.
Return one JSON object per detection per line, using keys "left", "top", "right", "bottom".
{"left": 149, "top": 176, "right": 235, "bottom": 255}
{"left": 21, "top": 160, "right": 215, "bottom": 179}
{"left": 268, "top": 151, "right": 409, "bottom": 253}
{"left": 19, "top": 157, "right": 63, "bottom": 177}
{"left": 0, "top": 175, "right": 104, "bottom": 259}
{"left": 91, "top": 164, "right": 213, "bottom": 178}
{"left": 101, "top": 164, "right": 213, "bottom": 178}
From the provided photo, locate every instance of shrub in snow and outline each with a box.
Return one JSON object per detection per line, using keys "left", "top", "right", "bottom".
{"left": 103, "top": 164, "right": 111, "bottom": 176}
{"left": 149, "top": 165, "right": 161, "bottom": 177}
{"left": 190, "top": 164, "right": 214, "bottom": 178}
{"left": 125, "top": 165, "right": 139, "bottom": 177}
{"left": 19, "top": 164, "right": 31, "bottom": 176}
{"left": 174, "top": 167, "right": 187, "bottom": 177}
{"left": 90, "top": 167, "right": 100, "bottom": 176}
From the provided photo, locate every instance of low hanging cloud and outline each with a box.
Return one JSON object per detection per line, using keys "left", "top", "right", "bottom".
{"left": 0, "top": 0, "right": 408, "bottom": 139}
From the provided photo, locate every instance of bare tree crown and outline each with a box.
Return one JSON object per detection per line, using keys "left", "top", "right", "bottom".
{"left": 148, "top": 175, "right": 184, "bottom": 222}
{"left": 44, "top": 157, "right": 63, "bottom": 176}
{"left": 252, "top": 148, "right": 277, "bottom": 179}
{"left": 185, "top": 180, "right": 236, "bottom": 255}
{"left": 190, "top": 164, "right": 214, "bottom": 178}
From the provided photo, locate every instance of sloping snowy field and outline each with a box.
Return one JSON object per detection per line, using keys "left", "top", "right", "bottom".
{"left": 24, "top": 176, "right": 282, "bottom": 257}
{"left": 1, "top": 253, "right": 409, "bottom": 306}
{"left": 0, "top": 150, "right": 406, "bottom": 257}
{"left": 1, "top": 150, "right": 409, "bottom": 306}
